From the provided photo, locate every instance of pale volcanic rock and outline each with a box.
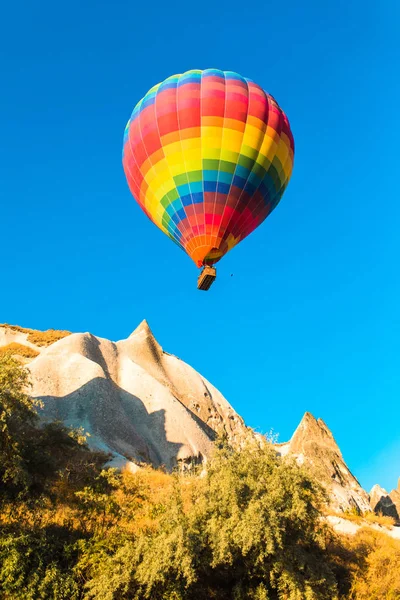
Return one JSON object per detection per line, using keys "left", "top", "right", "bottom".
{"left": 370, "top": 480, "right": 400, "bottom": 522}
{"left": 9, "top": 320, "right": 247, "bottom": 471}
{"left": 275, "top": 412, "right": 371, "bottom": 513}
{"left": 390, "top": 480, "right": 400, "bottom": 517}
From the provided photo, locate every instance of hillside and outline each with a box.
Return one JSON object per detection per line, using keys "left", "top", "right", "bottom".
{"left": 2, "top": 323, "right": 400, "bottom": 599}
{"left": 0, "top": 321, "right": 396, "bottom": 518}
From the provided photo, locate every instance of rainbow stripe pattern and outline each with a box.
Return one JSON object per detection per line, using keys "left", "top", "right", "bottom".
{"left": 122, "top": 69, "right": 294, "bottom": 267}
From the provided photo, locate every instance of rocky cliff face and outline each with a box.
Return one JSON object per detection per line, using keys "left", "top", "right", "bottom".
{"left": 275, "top": 412, "right": 371, "bottom": 513}
{"left": 0, "top": 321, "right": 246, "bottom": 471}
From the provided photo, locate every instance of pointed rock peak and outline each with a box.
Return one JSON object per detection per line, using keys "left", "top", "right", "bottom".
{"left": 296, "top": 412, "right": 331, "bottom": 434}
{"left": 293, "top": 412, "right": 322, "bottom": 438}
{"left": 370, "top": 483, "right": 388, "bottom": 497}
{"left": 128, "top": 319, "right": 153, "bottom": 339}
{"left": 370, "top": 485, "right": 399, "bottom": 520}
{"left": 124, "top": 319, "right": 164, "bottom": 363}
{"left": 298, "top": 411, "right": 317, "bottom": 427}
{"left": 290, "top": 412, "right": 340, "bottom": 454}
{"left": 286, "top": 413, "right": 370, "bottom": 513}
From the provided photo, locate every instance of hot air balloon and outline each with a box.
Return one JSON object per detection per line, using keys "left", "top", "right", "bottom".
{"left": 122, "top": 69, "right": 294, "bottom": 290}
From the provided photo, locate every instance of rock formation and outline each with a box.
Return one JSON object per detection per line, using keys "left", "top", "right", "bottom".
{"left": 390, "top": 480, "right": 400, "bottom": 514}
{"left": 275, "top": 412, "right": 371, "bottom": 513}
{"left": 370, "top": 480, "right": 400, "bottom": 522}
{"left": 2, "top": 321, "right": 393, "bottom": 515}
{"left": 0, "top": 321, "right": 246, "bottom": 471}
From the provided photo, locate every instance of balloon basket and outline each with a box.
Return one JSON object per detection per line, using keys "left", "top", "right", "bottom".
{"left": 197, "top": 266, "right": 216, "bottom": 291}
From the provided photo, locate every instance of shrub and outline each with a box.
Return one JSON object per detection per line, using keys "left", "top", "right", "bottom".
{"left": 0, "top": 343, "right": 40, "bottom": 359}
{"left": 339, "top": 507, "right": 395, "bottom": 529}
{"left": 344, "top": 528, "right": 400, "bottom": 599}
{"left": 0, "top": 524, "right": 81, "bottom": 600}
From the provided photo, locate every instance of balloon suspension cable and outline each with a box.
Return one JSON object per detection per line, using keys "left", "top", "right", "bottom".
{"left": 197, "top": 265, "right": 216, "bottom": 291}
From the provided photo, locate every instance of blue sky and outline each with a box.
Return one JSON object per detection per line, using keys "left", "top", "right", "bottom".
{"left": 1, "top": 0, "right": 399, "bottom": 492}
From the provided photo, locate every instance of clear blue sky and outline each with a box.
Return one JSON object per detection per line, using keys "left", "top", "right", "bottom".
{"left": 1, "top": 0, "right": 399, "bottom": 492}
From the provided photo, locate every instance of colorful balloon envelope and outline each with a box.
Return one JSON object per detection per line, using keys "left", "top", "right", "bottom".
{"left": 122, "top": 69, "right": 294, "bottom": 281}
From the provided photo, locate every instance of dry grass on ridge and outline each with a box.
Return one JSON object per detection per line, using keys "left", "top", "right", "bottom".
{"left": 0, "top": 342, "right": 40, "bottom": 359}
{"left": 0, "top": 323, "right": 71, "bottom": 346}
{"left": 344, "top": 511, "right": 395, "bottom": 529}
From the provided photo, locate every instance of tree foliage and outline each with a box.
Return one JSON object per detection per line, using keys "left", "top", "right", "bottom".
{"left": 85, "top": 439, "right": 338, "bottom": 600}
{"left": 1, "top": 356, "right": 398, "bottom": 600}
{"left": 0, "top": 352, "right": 38, "bottom": 489}
{"left": 0, "top": 353, "right": 105, "bottom": 504}
{"left": 347, "top": 528, "right": 400, "bottom": 599}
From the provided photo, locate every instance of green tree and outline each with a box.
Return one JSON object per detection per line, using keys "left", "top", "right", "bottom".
{"left": 0, "top": 524, "right": 81, "bottom": 600}
{"left": 83, "top": 435, "right": 340, "bottom": 600}
{"left": 75, "top": 469, "right": 123, "bottom": 535}
{"left": 0, "top": 353, "right": 106, "bottom": 504}
{"left": 0, "top": 353, "right": 39, "bottom": 492}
